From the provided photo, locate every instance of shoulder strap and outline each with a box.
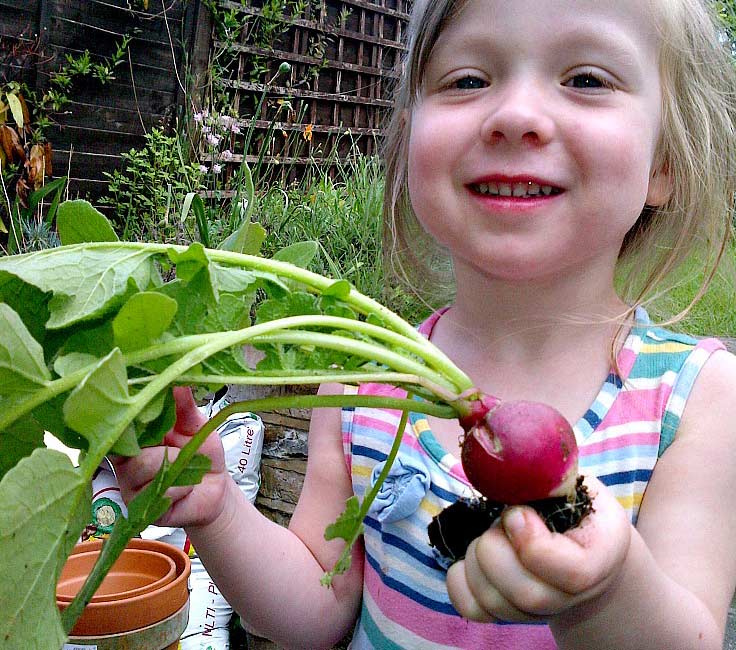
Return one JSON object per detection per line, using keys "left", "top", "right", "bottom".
{"left": 659, "top": 337, "right": 726, "bottom": 456}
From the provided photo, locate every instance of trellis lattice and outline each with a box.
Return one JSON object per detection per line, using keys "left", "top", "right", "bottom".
{"left": 212, "top": 0, "right": 411, "bottom": 176}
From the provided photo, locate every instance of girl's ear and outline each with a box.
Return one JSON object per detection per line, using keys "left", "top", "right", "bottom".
{"left": 645, "top": 162, "right": 672, "bottom": 207}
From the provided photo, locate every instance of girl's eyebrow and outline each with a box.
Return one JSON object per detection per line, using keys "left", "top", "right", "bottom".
{"left": 555, "top": 28, "right": 644, "bottom": 71}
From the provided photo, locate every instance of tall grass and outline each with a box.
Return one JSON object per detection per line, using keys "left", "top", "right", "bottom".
{"left": 254, "top": 154, "right": 430, "bottom": 324}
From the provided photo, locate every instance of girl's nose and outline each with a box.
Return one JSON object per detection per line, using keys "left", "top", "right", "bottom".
{"left": 479, "top": 83, "right": 554, "bottom": 147}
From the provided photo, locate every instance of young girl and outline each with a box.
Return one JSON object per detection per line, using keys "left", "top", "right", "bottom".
{"left": 114, "top": 1, "right": 736, "bottom": 648}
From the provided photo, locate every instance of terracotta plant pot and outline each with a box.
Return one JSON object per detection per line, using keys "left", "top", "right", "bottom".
{"left": 57, "top": 538, "right": 191, "bottom": 650}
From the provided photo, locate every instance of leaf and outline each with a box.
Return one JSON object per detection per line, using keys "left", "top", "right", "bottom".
{"left": 0, "top": 448, "right": 89, "bottom": 650}
{"left": 53, "top": 352, "right": 98, "bottom": 377}
{"left": 62, "top": 348, "right": 139, "bottom": 457}
{"left": 113, "top": 291, "right": 178, "bottom": 352}
{"left": 255, "top": 292, "right": 320, "bottom": 324}
{"left": 324, "top": 495, "right": 363, "bottom": 542}
{"left": 273, "top": 240, "right": 319, "bottom": 269}
{"left": 170, "top": 453, "right": 211, "bottom": 486}
{"left": 135, "top": 388, "right": 176, "bottom": 447}
{"left": 0, "top": 418, "right": 45, "bottom": 482}
{"left": 56, "top": 199, "right": 119, "bottom": 244}
{"left": 320, "top": 495, "right": 363, "bottom": 586}
{"left": 0, "top": 246, "right": 157, "bottom": 329}
{"left": 219, "top": 219, "right": 266, "bottom": 255}
{"left": 210, "top": 263, "right": 257, "bottom": 295}
{"left": 167, "top": 242, "right": 209, "bottom": 282}
{"left": 0, "top": 304, "right": 51, "bottom": 395}
{"left": 56, "top": 320, "right": 115, "bottom": 359}
{"left": 322, "top": 279, "right": 351, "bottom": 299}
{"left": 0, "top": 273, "right": 51, "bottom": 346}
{"left": 6, "top": 92, "right": 24, "bottom": 130}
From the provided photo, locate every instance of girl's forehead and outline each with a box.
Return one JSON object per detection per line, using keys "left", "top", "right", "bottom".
{"left": 432, "top": 0, "right": 661, "bottom": 57}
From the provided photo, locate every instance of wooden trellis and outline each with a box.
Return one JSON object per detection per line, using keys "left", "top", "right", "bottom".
{"left": 212, "top": 0, "right": 411, "bottom": 175}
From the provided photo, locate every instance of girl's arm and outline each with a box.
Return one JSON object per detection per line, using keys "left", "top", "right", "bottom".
{"left": 552, "top": 348, "right": 736, "bottom": 648}
{"left": 447, "top": 350, "right": 736, "bottom": 649}
{"left": 186, "top": 382, "right": 363, "bottom": 649}
{"left": 116, "top": 384, "right": 363, "bottom": 650}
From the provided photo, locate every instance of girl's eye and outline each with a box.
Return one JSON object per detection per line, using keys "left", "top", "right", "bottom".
{"left": 453, "top": 76, "right": 487, "bottom": 90}
{"left": 564, "top": 72, "right": 614, "bottom": 91}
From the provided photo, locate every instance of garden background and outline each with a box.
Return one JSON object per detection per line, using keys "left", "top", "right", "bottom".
{"left": 1, "top": 1, "right": 735, "bottom": 648}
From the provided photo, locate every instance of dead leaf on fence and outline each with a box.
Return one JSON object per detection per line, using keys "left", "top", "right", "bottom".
{"left": 16, "top": 177, "right": 30, "bottom": 207}
{"left": 0, "top": 124, "right": 25, "bottom": 164}
{"left": 18, "top": 94, "right": 31, "bottom": 134}
{"left": 28, "top": 144, "right": 46, "bottom": 190}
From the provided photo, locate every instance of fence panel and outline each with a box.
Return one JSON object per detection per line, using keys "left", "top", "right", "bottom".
{"left": 212, "top": 0, "right": 410, "bottom": 181}
{"left": 0, "top": 0, "right": 204, "bottom": 201}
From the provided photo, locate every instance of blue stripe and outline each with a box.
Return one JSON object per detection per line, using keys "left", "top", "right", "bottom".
{"left": 428, "top": 482, "right": 460, "bottom": 502}
{"left": 353, "top": 444, "right": 387, "bottom": 462}
{"left": 364, "top": 518, "right": 440, "bottom": 570}
{"left": 598, "top": 469, "right": 652, "bottom": 486}
{"left": 582, "top": 409, "right": 602, "bottom": 429}
{"left": 365, "top": 552, "right": 459, "bottom": 615}
{"left": 578, "top": 444, "right": 658, "bottom": 465}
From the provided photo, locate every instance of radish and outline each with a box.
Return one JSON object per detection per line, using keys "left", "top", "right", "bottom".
{"left": 428, "top": 396, "right": 590, "bottom": 562}
{"left": 459, "top": 397, "right": 579, "bottom": 504}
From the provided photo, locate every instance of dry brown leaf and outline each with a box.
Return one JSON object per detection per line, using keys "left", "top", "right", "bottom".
{"left": 0, "top": 124, "right": 26, "bottom": 163}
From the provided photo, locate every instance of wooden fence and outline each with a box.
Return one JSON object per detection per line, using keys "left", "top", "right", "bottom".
{"left": 0, "top": 0, "right": 411, "bottom": 200}
{"left": 212, "top": 0, "right": 411, "bottom": 178}
{"left": 0, "top": 0, "right": 208, "bottom": 200}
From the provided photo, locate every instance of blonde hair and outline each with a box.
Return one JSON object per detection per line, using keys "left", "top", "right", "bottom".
{"left": 382, "top": 0, "right": 736, "bottom": 320}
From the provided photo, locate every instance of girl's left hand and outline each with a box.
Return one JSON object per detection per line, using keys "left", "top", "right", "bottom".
{"left": 446, "top": 476, "right": 631, "bottom": 622}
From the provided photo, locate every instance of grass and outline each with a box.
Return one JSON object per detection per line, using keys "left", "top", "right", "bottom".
{"left": 645, "top": 239, "right": 736, "bottom": 338}
{"left": 254, "top": 154, "right": 430, "bottom": 325}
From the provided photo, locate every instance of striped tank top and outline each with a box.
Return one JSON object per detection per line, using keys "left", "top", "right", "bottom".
{"left": 341, "top": 307, "right": 725, "bottom": 649}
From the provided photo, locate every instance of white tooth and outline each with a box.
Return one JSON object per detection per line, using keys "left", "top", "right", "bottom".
{"left": 489, "top": 182, "right": 499, "bottom": 195}
{"left": 541, "top": 185, "right": 553, "bottom": 195}
{"left": 499, "top": 184, "right": 512, "bottom": 197}
{"left": 512, "top": 183, "right": 527, "bottom": 197}
{"left": 528, "top": 183, "right": 540, "bottom": 195}
{"left": 478, "top": 183, "right": 489, "bottom": 194}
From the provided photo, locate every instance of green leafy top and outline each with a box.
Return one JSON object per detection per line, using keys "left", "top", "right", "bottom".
{"left": 0, "top": 200, "right": 474, "bottom": 649}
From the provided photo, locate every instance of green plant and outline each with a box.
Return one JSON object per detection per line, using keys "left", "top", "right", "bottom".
{"left": 0, "top": 199, "right": 482, "bottom": 647}
{"left": 99, "top": 128, "right": 205, "bottom": 242}
{"left": 256, "top": 153, "right": 429, "bottom": 322}
{"left": 0, "top": 32, "right": 133, "bottom": 251}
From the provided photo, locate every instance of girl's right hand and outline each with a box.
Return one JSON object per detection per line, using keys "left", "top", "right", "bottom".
{"left": 112, "top": 386, "right": 229, "bottom": 528}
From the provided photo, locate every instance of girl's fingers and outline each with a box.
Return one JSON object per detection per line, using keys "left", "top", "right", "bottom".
{"left": 502, "top": 479, "right": 631, "bottom": 595}
{"left": 446, "top": 560, "right": 497, "bottom": 622}
{"left": 170, "top": 386, "right": 209, "bottom": 437}
{"left": 112, "top": 445, "right": 182, "bottom": 495}
{"left": 465, "top": 528, "right": 572, "bottom": 619}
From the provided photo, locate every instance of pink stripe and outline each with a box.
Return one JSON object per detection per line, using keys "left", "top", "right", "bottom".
{"left": 616, "top": 346, "right": 638, "bottom": 378}
{"left": 363, "top": 561, "right": 556, "bottom": 649}
{"left": 579, "top": 432, "right": 659, "bottom": 456}
{"left": 600, "top": 387, "right": 666, "bottom": 427}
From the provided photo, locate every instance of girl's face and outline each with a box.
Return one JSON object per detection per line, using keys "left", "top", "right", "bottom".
{"left": 407, "top": 0, "right": 671, "bottom": 285}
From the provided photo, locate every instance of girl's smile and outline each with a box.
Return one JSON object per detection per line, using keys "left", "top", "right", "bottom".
{"left": 467, "top": 175, "right": 566, "bottom": 216}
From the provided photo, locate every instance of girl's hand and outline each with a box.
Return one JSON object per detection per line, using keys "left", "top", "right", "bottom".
{"left": 446, "top": 476, "right": 631, "bottom": 622}
{"left": 112, "top": 386, "right": 229, "bottom": 528}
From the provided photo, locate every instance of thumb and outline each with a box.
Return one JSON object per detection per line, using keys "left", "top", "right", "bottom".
{"left": 501, "top": 506, "right": 550, "bottom": 549}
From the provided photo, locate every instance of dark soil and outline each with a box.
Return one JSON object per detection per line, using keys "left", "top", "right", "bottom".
{"left": 428, "top": 475, "right": 593, "bottom": 563}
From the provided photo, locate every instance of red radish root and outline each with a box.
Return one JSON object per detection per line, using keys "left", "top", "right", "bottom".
{"left": 460, "top": 398, "right": 579, "bottom": 505}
